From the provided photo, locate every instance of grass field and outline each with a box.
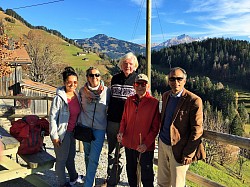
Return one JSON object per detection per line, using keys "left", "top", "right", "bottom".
{"left": 237, "top": 91, "right": 250, "bottom": 114}
{"left": 188, "top": 159, "right": 250, "bottom": 187}
{"left": 244, "top": 124, "right": 250, "bottom": 135}
{"left": 60, "top": 42, "right": 111, "bottom": 75}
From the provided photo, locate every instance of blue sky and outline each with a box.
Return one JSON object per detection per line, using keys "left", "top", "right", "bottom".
{"left": 1, "top": 0, "right": 250, "bottom": 44}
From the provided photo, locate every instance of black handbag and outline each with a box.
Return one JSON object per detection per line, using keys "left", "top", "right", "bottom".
{"left": 74, "top": 102, "right": 97, "bottom": 142}
{"left": 74, "top": 123, "right": 95, "bottom": 142}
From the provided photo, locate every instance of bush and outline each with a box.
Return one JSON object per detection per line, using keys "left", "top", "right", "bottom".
{"left": 4, "top": 17, "right": 15, "bottom": 23}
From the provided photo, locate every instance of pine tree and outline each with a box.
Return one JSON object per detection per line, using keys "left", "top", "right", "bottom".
{"left": 230, "top": 115, "right": 244, "bottom": 136}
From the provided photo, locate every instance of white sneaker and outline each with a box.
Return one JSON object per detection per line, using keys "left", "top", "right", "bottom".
{"left": 69, "top": 175, "right": 84, "bottom": 185}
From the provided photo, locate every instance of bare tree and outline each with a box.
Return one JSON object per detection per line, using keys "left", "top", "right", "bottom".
{"left": 0, "top": 32, "right": 11, "bottom": 77}
{"left": 25, "top": 30, "right": 65, "bottom": 85}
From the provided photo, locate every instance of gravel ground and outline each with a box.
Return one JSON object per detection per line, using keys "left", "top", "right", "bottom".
{"left": 39, "top": 136, "right": 158, "bottom": 187}
{"left": 1, "top": 135, "right": 158, "bottom": 187}
{"left": 35, "top": 136, "right": 130, "bottom": 187}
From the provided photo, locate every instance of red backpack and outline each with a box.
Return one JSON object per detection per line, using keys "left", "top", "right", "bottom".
{"left": 10, "top": 115, "right": 49, "bottom": 155}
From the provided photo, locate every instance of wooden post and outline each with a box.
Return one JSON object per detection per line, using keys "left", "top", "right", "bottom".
{"left": 146, "top": 0, "right": 152, "bottom": 90}
{"left": 78, "top": 140, "right": 83, "bottom": 153}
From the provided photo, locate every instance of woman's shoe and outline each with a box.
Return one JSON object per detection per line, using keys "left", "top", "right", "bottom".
{"left": 69, "top": 174, "right": 84, "bottom": 185}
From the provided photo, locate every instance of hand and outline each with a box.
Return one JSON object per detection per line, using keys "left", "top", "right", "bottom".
{"left": 117, "top": 133, "right": 123, "bottom": 143}
{"left": 182, "top": 156, "right": 192, "bottom": 165}
{"left": 136, "top": 144, "right": 147, "bottom": 153}
{"left": 52, "top": 139, "right": 61, "bottom": 147}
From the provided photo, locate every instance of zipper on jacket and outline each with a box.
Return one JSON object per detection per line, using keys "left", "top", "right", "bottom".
{"left": 130, "top": 104, "right": 139, "bottom": 148}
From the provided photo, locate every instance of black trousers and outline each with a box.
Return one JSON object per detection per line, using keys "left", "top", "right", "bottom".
{"left": 125, "top": 148, "right": 154, "bottom": 187}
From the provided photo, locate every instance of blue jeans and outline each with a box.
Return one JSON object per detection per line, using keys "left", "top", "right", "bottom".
{"left": 83, "top": 128, "right": 105, "bottom": 187}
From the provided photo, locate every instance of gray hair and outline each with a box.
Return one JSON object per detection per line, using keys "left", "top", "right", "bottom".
{"left": 168, "top": 67, "right": 187, "bottom": 79}
{"left": 117, "top": 52, "right": 139, "bottom": 70}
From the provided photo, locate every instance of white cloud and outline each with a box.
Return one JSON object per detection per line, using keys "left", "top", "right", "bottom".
{"left": 169, "top": 20, "right": 188, "bottom": 25}
{"left": 185, "top": 0, "right": 250, "bottom": 38}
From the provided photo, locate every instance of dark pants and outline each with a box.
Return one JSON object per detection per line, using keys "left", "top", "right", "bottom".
{"left": 125, "top": 148, "right": 154, "bottom": 187}
{"left": 106, "top": 121, "right": 125, "bottom": 186}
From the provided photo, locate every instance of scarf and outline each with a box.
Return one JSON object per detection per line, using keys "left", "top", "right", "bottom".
{"left": 83, "top": 80, "right": 104, "bottom": 103}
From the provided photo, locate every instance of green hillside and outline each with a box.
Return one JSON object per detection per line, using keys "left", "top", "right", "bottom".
{"left": 0, "top": 11, "right": 111, "bottom": 75}
{"left": 187, "top": 160, "right": 250, "bottom": 187}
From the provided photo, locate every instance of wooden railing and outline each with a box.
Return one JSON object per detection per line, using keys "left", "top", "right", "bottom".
{"left": 152, "top": 130, "right": 250, "bottom": 187}
{"left": 0, "top": 96, "right": 53, "bottom": 119}
{"left": 1, "top": 96, "right": 250, "bottom": 187}
{"left": 187, "top": 130, "right": 250, "bottom": 187}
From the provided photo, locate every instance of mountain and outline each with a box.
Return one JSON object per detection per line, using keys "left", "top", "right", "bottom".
{"left": 0, "top": 10, "right": 110, "bottom": 75}
{"left": 75, "top": 34, "right": 201, "bottom": 59}
{"left": 75, "top": 34, "right": 145, "bottom": 59}
{"left": 152, "top": 34, "right": 200, "bottom": 51}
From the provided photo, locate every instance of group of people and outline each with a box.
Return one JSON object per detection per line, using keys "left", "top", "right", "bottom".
{"left": 49, "top": 52, "right": 204, "bottom": 187}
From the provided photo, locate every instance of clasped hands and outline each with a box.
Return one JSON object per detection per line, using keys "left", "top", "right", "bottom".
{"left": 117, "top": 133, "right": 147, "bottom": 153}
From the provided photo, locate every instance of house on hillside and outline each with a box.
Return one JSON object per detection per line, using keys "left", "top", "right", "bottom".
{"left": 82, "top": 58, "right": 89, "bottom": 61}
{"left": 77, "top": 52, "right": 86, "bottom": 56}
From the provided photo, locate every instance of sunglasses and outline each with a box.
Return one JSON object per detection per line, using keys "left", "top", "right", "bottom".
{"left": 134, "top": 82, "right": 147, "bottom": 87}
{"left": 66, "top": 81, "right": 78, "bottom": 85}
{"left": 88, "top": 73, "right": 100, "bottom": 78}
{"left": 169, "top": 77, "right": 184, "bottom": 82}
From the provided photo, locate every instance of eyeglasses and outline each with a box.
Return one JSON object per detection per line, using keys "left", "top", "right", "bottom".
{"left": 66, "top": 81, "right": 78, "bottom": 85}
{"left": 88, "top": 73, "right": 100, "bottom": 78}
{"left": 169, "top": 77, "right": 184, "bottom": 82}
{"left": 134, "top": 82, "right": 147, "bottom": 87}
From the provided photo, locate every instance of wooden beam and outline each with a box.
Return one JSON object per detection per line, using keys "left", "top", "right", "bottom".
{"left": 187, "top": 171, "right": 226, "bottom": 187}
{"left": 0, "top": 127, "right": 20, "bottom": 150}
{"left": 18, "top": 151, "right": 55, "bottom": 169}
{"left": 0, "top": 167, "right": 32, "bottom": 183}
{"left": 0, "top": 155, "right": 23, "bottom": 170}
{"left": 0, "top": 96, "right": 53, "bottom": 100}
{"left": 0, "top": 114, "right": 49, "bottom": 119}
{"left": 203, "top": 130, "right": 250, "bottom": 150}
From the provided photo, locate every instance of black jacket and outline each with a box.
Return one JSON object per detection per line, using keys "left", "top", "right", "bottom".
{"left": 107, "top": 71, "right": 137, "bottom": 123}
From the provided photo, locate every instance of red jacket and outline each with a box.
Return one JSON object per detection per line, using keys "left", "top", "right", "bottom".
{"left": 119, "top": 92, "right": 160, "bottom": 151}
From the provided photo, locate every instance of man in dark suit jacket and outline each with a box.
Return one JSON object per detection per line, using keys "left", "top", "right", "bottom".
{"left": 157, "top": 67, "right": 203, "bottom": 187}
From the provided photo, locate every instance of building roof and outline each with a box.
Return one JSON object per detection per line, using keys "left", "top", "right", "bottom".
{"left": 19, "top": 79, "right": 56, "bottom": 94}
{"left": 8, "top": 47, "right": 32, "bottom": 65}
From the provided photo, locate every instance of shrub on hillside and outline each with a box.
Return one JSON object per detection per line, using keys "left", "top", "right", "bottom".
{"left": 4, "top": 17, "right": 15, "bottom": 23}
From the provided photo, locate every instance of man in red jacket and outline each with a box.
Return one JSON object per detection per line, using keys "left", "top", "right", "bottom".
{"left": 117, "top": 73, "right": 160, "bottom": 187}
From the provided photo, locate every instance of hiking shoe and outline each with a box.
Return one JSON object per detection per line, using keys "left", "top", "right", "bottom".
{"left": 69, "top": 174, "right": 84, "bottom": 185}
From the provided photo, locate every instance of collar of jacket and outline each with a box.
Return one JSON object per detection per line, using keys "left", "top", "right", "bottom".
{"left": 121, "top": 70, "right": 136, "bottom": 79}
{"left": 132, "top": 92, "right": 150, "bottom": 105}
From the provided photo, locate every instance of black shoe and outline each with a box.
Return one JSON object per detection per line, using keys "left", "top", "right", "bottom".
{"left": 60, "top": 182, "right": 71, "bottom": 187}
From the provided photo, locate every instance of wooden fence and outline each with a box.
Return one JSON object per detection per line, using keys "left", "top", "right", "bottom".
{"left": 0, "top": 96, "right": 250, "bottom": 187}
{"left": 0, "top": 95, "right": 53, "bottom": 119}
